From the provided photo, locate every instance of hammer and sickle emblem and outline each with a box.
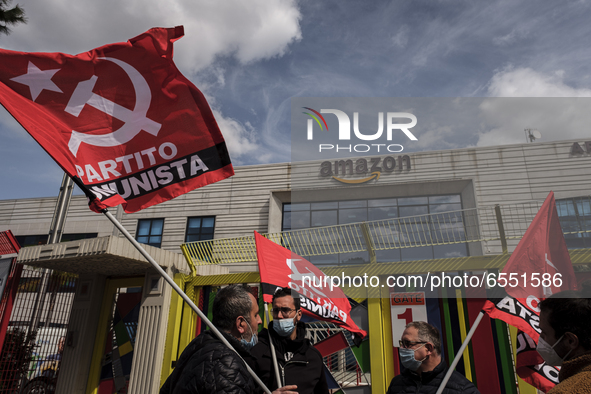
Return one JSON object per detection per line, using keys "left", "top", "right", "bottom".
{"left": 65, "top": 57, "right": 162, "bottom": 156}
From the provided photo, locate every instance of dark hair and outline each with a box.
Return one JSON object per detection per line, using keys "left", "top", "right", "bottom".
{"left": 212, "top": 284, "right": 253, "bottom": 331}
{"left": 406, "top": 321, "right": 442, "bottom": 355}
{"left": 272, "top": 287, "right": 300, "bottom": 310}
{"left": 539, "top": 281, "right": 591, "bottom": 350}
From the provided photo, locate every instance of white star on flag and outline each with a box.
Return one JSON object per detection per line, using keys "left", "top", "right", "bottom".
{"left": 10, "top": 61, "right": 63, "bottom": 101}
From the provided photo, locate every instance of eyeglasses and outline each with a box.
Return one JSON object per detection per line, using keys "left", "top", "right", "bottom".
{"left": 399, "top": 340, "right": 427, "bottom": 349}
{"left": 271, "top": 307, "right": 297, "bottom": 316}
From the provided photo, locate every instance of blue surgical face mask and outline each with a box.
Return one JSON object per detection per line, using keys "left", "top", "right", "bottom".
{"left": 240, "top": 320, "right": 258, "bottom": 350}
{"left": 399, "top": 343, "right": 427, "bottom": 371}
{"left": 273, "top": 317, "right": 296, "bottom": 337}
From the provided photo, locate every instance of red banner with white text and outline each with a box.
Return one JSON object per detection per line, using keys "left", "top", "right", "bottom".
{"left": 0, "top": 26, "right": 233, "bottom": 213}
{"left": 483, "top": 191, "right": 576, "bottom": 392}
{"left": 254, "top": 231, "right": 366, "bottom": 340}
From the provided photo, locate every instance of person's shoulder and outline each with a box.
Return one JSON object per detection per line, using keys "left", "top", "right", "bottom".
{"left": 450, "top": 370, "right": 474, "bottom": 383}
{"left": 257, "top": 328, "right": 270, "bottom": 343}
{"left": 250, "top": 329, "right": 270, "bottom": 356}
{"left": 449, "top": 370, "right": 480, "bottom": 392}
{"left": 189, "top": 331, "right": 242, "bottom": 360}
{"left": 386, "top": 373, "right": 409, "bottom": 394}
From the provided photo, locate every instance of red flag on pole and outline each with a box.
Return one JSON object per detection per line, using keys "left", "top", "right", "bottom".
{"left": 254, "top": 231, "right": 367, "bottom": 340}
{"left": 482, "top": 191, "right": 577, "bottom": 392}
{"left": 0, "top": 26, "right": 233, "bottom": 213}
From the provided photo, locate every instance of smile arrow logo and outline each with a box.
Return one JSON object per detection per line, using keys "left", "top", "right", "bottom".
{"left": 333, "top": 171, "right": 381, "bottom": 184}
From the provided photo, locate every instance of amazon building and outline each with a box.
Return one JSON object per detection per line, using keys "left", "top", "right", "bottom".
{"left": 2, "top": 138, "right": 591, "bottom": 394}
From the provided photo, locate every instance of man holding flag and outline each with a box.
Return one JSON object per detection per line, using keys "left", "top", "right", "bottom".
{"left": 254, "top": 231, "right": 366, "bottom": 340}
{"left": 254, "top": 231, "right": 367, "bottom": 393}
{"left": 160, "top": 285, "right": 298, "bottom": 394}
{"left": 251, "top": 287, "right": 329, "bottom": 394}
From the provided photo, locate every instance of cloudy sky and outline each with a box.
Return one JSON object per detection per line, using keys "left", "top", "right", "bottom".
{"left": 1, "top": 0, "right": 591, "bottom": 199}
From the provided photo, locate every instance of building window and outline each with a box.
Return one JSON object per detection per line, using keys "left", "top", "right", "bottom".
{"left": 136, "top": 219, "right": 164, "bottom": 248}
{"left": 282, "top": 195, "right": 467, "bottom": 265}
{"left": 15, "top": 233, "right": 98, "bottom": 247}
{"left": 556, "top": 196, "right": 591, "bottom": 249}
{"left": 185, "top": 217, "right": 215, "bottom": 243}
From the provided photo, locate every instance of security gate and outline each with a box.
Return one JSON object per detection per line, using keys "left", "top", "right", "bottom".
{"left": 0, "top": 265, "right": 76, "bottom": 394}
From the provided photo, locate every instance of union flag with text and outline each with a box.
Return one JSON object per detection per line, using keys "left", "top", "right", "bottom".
{"left": 483, "top": 191, "right": 577, "bottom": 392}
{"left": 255, "top": 231, "right": 367, "bottom": 341}
{"left": 0, "top": 26, "right": 233, "bottom": 213}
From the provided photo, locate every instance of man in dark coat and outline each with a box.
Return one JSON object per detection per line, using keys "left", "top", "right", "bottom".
{"left": 160, "top": 284, "right": 298, "bottom": 394}
{"left": 387, "top": 321, "right": 480, "bottom": 394}
{"left": 250, "top": 287, "right": 328, "bottom": 394}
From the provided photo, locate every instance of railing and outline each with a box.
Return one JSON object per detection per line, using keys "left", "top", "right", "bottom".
{"left": 181, "top": 199, "right": 590, "bottom": 266}
{"left": 306, "top": 322, "right": 370, "bottom": 389}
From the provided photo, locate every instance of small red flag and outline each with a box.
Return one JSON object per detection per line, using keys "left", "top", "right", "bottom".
{"left": 254, "top": 231, "right": 367, "bottom": 340}
{"left": 483, "top": 191, "right": 576, "bottom": 392}
{"left": 0, "top": 26, "right": 233, "bottom": 213}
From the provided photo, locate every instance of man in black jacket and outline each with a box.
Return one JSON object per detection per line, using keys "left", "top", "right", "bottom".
{"left": 160, "top": 285, "right": 298, "bottom": 394}
{"left": 387, "top": 321, "right": 480, "bottom": 394}
{"left": 250, "top": 287, "right": 329, "bottom": 394}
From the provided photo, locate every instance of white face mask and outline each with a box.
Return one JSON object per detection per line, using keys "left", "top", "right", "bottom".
{"left": 536, "top": 335, "right": 573, "bottom": 366}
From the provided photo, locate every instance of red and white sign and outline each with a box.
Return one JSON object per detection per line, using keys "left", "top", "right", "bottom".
{"left": 483, "top": 191, "right": 576, "bottom": 341}
{"left": 390, "top": 292, "right": 428, "bottom": 344}
{"left": 254, "top": 231, "right": 366, "bottom": 339}
{"left": 0, "top": 26, "right": 233, "bottom": 213}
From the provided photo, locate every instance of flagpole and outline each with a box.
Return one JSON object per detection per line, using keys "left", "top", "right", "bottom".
{"left": 102, "top": 209, "right": 272, "bottom": 394}
{"left": 264, "top": 303, "right": 282, "bottom": 387}
{"left": 435, "top": 310, "right": 485, "bottom": 394}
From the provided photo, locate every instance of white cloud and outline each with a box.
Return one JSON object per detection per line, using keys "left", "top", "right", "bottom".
{"left": 210, "top": 108, "right": 259, "bottom": 164}
{"left": 414, "top": 125, "right": 461, "bottom": 151}
{"left": 477, "top": 67, "right": 591, "bottom": 147}
{"left": 391, "top": 25, "right": 409, "bottom": 49}
{"left": 4, "top": 0, "right": 302, "bottom": 74}
{"left": 492, "top": 26, "right": 530, "bottom": 47}
{"left": 487, "top": 67, "right": 591, "bottom": 97}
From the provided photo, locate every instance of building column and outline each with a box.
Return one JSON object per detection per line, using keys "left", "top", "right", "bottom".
{"left": 55, "top": 274, "right": 106, "bottom": 394}
{"left": 367, "top": 285, "right": 394, "bottom": 394}
{"left": 127, "top": 268, "right": 174, "bottom": 394}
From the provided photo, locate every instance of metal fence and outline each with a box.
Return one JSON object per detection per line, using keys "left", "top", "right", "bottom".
{"left": 181, "top": 200, "right": 569, "bottom": 266}
{"left": 0, "top": 266, "right": 76, "bottom": 394}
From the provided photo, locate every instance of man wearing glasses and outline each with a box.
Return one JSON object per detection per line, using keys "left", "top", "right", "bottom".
{"left": 251, "top": 287, "right": 328, "bottom": 394}
{"left": 387, "top": 321, "right": 480, "bottom": 394}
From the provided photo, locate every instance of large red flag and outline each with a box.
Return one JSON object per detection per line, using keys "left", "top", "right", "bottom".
{"left": 254, "top": 231, "right": 367, "bottom": 340}
{"left": 0, "top": 26, "right": 233, "bottom": 213}
{"left": 482, "top": 191, "right": 577, "bottom": 392}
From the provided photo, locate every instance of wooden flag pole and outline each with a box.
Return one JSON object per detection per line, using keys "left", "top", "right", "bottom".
{"left": 264, "top": 303, "right": 282, "bottom": 388}
{"left": 435, "top": 310, "right": 485, "bottom": 394}
{"left": 102, "top": 209, "right": 272, "bottom": 394}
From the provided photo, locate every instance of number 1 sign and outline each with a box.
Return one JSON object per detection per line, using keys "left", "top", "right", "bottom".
{"left": 390, "top": 292, "right": 428, "bottom": 345}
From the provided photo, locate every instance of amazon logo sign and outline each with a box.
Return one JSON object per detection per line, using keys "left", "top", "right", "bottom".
{"left": 319, "top": 155, "right": 411, "bottom": 184}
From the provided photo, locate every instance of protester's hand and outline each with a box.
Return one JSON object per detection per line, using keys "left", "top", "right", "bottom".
{"left": 272, "top": 385, "right": 297, "bottom": 394}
